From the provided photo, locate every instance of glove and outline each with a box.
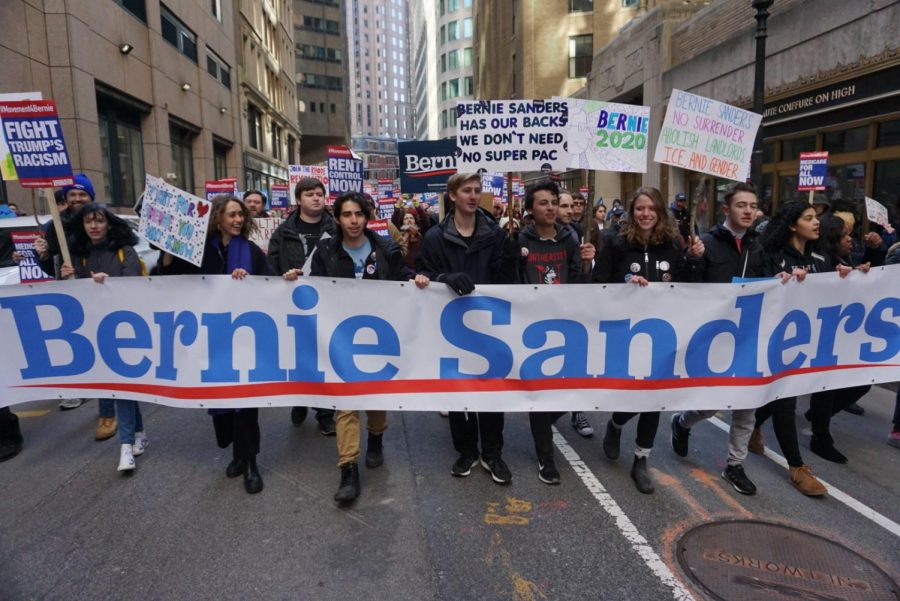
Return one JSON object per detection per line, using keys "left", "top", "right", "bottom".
{"left": 441, "top": 272, "right": 475, "bottom": 296}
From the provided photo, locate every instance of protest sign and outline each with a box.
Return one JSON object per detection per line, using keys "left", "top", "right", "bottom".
{"left": 1, "top": 268, "right": 897, "bottom": 411}
{"left": 456, "top": 99, "right": 568, "bottom": 172}
{"left": 562, "top": 98, "right": 650, "bottom": 173}
{"left": 270, "top": 183, "right": 290, "bottom": 210}
{"left": 139, "top": 174, "right": 211, "bottom": 267}
{"left": 654, "top": 90, "right": 761, "bottom": 182}
{"left": 205, "top": 178, "right": 236, "bottom": 201}
{"left": 249, "top": 216, "right": 284, "bottom": 254}
{"left": 376, "top": 198, "right": 396, "bottom": 219}
{"left": 481, "top": 173, "right": 506, "bottom": 200}
{"left": 377, "top": 179, "right": 394, "bottom": 200}
{"left": 327, "top": 146, "right": 364, "bottom": 202}
{"left": 798, "top": 152, "right": 828, "bottom": 191}
{"left": 419, "top": 193, "right": 440, "bottom": 208}
{"left": 11, "top": 232, "right": 54, "bottom": 283}
{"left": 367, "top": 218, "right": 391, "bottom": 239}
{"left": 288, "top": 165, "right": 329, "bottom": 204}
{"left": 0, "top": 100, "right": 74, "bottom": 188}
{"left": 0, "top": 92, "right": 42, "bottom": 181}
{"left": 398, "top": 139, "right": 457, "bottom": 193}
{"left": 865, "top": 197, "right": 890, "bottom": 228}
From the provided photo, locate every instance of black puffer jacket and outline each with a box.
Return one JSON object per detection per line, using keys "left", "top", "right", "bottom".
{"left": 267, "top": 210, "right": 335, "bottom": 274}
{"left": 700, "top": 224, "right": 759, "bottom": 283}
{"left": 416, "top": 208, "right": 517, "bottom": 284}
{"left": 592, "top": 233, "right": 701, "bottom": 284}
{"left": 746, "top": 242, "right": 833, "bottom": 278}
{"left": 311, "top": 228, "right": 411, "bottom": 281}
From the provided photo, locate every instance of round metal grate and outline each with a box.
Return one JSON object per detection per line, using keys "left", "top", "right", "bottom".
{"left": 676, "top": 520, "right": 899, "bottom": 601}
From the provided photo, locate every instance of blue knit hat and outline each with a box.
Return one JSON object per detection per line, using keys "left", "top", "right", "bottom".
{"left": 62, "top": 173, "right": 95, "bottom": 200}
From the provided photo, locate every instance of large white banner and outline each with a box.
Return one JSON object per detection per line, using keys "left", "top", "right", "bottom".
{"left": 1, "top": 268, "right": 898, "bottom": 411}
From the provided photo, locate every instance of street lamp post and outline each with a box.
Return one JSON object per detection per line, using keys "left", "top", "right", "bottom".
{"left": 751, "top": 0, "right": 773, "bottom": 194}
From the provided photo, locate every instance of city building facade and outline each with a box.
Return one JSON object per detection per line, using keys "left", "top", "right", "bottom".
{"left": 293, "top": 0, "right": 350, "bottom": 163}
{"left": 237, "top": 0, "right": 301, "bottom": 194}
{"left": 435, "top": 0, "right": 474, "bottom": 139}
{"left": 1, "top": 0, "right": 244, "bottom": 208}
{"left": 409, "top": 0, "right": 439, "bottom": 140}
{"left": 583, "top": 0, "right": 900, "bottom": 232}
{"left": 346, "top": 0, "right": 414, "bottom": 141}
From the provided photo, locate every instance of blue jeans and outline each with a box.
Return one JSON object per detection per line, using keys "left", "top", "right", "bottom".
{"left": 115, "top": 400, "right": 143, "bottom": 444}
{"left": 98, "top": 399, "right": 115, "bottom": 418}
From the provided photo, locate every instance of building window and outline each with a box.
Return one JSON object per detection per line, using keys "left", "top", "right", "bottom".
{"left": 621, "top": 0, "right": 639, "bottom": 7}
{"left": 448, "top": 0, "right": 458, "bottom": 11}
{"left": 113, "top": 0, "right": 147, "bottom": 22}
{"left": 213, "top": 140, "right": 229, "bottom": 180}
{"left": 448, "top": 21, "right": 458, "bottom": 41}
{"left": 247, "top": 105, "right": 262, "bottom": 150}
{"left": 823, "top": 126, "right": 869, "bottom": 154}
{"left": 169, "top": 123, "right": 195, "bottom": 192}
{"left": 463, "top": 18, "right": 472, "bottom": 38}
{"left": 211, "top": 0, "right": 221, "bottom": 21}
{"left": 206, "top": 49, "right": 231, "bottom": 88}
{"left": 569, "top": 0, "right": 593, "bottom": 11}
{"left": 463, "top": 47, "right": 472, "bottom": 67}
{"left": 440, "top": 25, "right": 445, "bottom": 45}
{"left": 568, "top": 34, "right": 592, "bottom": 78}
{"left": 161, "top": 5, "right": 198, "bottom": 63}
{"left": 464, "top": 76, "right": 473, "bottom": 96}
{"left": 271, "top": 124, "right": 282, "bottom": 160}
{"left": 302, "top": 16, "right": 340, "bottom": 35}
{"left": 448, "top": 49, "right": 459, "bottom": 70}
{"left": 302, "top": 73, "right": 343, "bottom": 90}
{"left": 441, "top": 53, "right": 446, "bottom": 73}
{"left": 781, "top": 135, "right": 816, "bottom": 161}
{"left": 439, "top": 0, "right": 444, "bottom": 14}
{"left": 877, "top": 119, "right": 900, "bottom": 147}
{"left": 448, "top": 78, "right": 460, "bottom": 98}
{"left": 97, "top": 93, "right": 145, "bottom": 207}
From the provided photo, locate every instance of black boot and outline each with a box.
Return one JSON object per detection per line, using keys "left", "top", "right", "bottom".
{"left": 603, "top": 420, "right": 621, "bottom": 460}
{"left": 243, "top": 458, "right": 263, "bottom": 494}
{"left": 810, "top": 435, "right": 848, "bottom": 464}
{"left": 334, "top": 463, "right": 360, "bottom": 503}
{"left": 226, "top": 447, "right": 246, "bottom": 478}
{"left": 630, "top": 456, "right": 654, "bottom": 494}
{"left": 365, "top": 433, "right": 384, "bottom": 468}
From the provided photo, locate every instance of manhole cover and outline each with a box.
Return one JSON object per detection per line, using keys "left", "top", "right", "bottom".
{"left": 677, "top": 520, "right": 899, "bottom": 601}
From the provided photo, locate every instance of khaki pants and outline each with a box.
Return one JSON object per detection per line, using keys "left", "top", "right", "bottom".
{"left": 336, "top": 410, "right": 387, "bottom": 467}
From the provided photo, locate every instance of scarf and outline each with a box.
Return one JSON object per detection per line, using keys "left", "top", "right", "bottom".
{"left": 212, "top": 235, "right": 253, "bottom": 274}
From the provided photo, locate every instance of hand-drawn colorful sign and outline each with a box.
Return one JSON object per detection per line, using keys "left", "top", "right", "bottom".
{"left": 139, "top": 174, "right": 211, "bottom": 267}
{"left": 562, "top": 98, "right": 650, "bottom": 173}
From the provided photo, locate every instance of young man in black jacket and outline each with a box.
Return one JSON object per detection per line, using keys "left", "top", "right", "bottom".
{"left": 287, "top": 192, "right": 427, "bottom": 503}
{"left": 670, "top": 182, "right": 760, "bottom": 495}
{"left": 269, "top": 177, "right": 337, "bottom": 434}
{"left": 417, "top": 172, "right": 519, "bottom": 484}
{"left": 517, "top": 182, "right": 594, "bottom": 484}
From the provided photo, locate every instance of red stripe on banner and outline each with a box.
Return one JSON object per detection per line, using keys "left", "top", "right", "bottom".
{"left": 408, "top": 170, "right": 457, "bottom": 178}
{"left": 15, "top": 364, "right": 895, "bottom": 400}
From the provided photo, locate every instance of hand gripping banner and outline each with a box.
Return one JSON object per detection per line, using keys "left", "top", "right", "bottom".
{"left": 1, "top": 267, "right": 898, "bottom": 411}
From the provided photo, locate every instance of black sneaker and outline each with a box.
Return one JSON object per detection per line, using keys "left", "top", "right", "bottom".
{"left": 810, "top": 436, "right": 848, "bottom": 464}
{"left": 480, "top": 456, "right": 512, "bottom": 485}
{"left": 571, "top": 412, "right": 594, "bottom": 437}
{"left": 450, "top": 454, "right": 479, "bottom": 477}
{"left": 538, "top": 458, "right": 560, "bottom": 485}
{"left": 844, "top": 402, "right": 864, "bottom": 416}
{"left": 290, "top": 406, "right": 308, "bottom": 426}
{"left": 670, "top": 414, "right": 690, "bottom": 457}
{"left": 317, "top": 414, "right": 336, "bottom": 436}
{"left": 722, "top": 464, "right": 757, "bottom": 495}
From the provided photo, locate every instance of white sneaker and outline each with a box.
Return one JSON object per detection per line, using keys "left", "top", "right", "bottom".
{"left": 117, "top": 444, "right": 135, "bottom": 472}
{"left": 59, "top": 398, "right": 85, "bottom": 410}
{"left": 132, "top": 432, "right": 148, "bottom": 456}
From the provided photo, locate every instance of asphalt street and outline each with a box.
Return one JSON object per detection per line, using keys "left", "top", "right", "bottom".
{"left": 1, "top": 386, "right": 898, "bottom": 601}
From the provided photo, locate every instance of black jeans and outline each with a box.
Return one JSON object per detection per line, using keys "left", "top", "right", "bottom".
{"left": 0, "top": 407, "right": 22, "bottom": 444}
{"left": 212, "top": 409, "right": 260, "bottom": 460}
{"left": 611, "top": 411, "right": 660, "bottom": 450}
{"left": 529, "top": 411, "right": 566, "bottom": 461}
{"left": 808, "top": 385, "right": 870, "bottom": 441}
{"left": 449, "top": 412, "right": 504, "bottom": 460}
{"left": 755, "top": 397, "right": 802, "bottom": 467}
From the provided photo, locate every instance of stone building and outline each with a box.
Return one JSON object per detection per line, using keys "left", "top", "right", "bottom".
{"left": 0, "top": 0, "right": 244, "bottom": 208}
{"left": 584, "top": 0, "right": 900, "bottom": 231}
{"left": 293, "top": 0, "right": 350, "bottom": 163}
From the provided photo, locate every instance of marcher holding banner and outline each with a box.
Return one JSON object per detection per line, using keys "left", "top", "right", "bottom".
{"left": 293, "top": 192, "right": 424, "bottom": 503}
{"left": 57, "top": 203, "right": 147, "bottom": 469}
{"left": 671, "top": 182, "right": 762, "bottom": 496}
{"left": 157, "top": 194, "right": 274, "bottom": 494}
{"left": 267, "top": 177, "right": 338, "bottom": 434}
{"left": 593, "top": 186, "right": 704, "bottom": 494}
{"left": 745, "top": 201, "right": 838, "bottom": 496}
{"left": 35, "top": 173, "right": 94, "bottom": 279}
{"left": 417, "top": 172, "right": 519, "bottom": 484}
{"left": 515, "top": 181, "right": 595, "bottom": 485}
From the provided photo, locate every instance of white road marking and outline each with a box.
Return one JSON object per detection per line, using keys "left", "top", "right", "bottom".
{"left": 708, "top": 416, "right": 900, "bottom": 538}
{"left": 552, "top": 427, "right": 697, "bottom": 601}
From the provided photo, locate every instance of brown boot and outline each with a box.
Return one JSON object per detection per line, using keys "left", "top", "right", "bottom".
{"left": 748, "top": 426, "right": 764, "bottom": 455}
{"left": 789, "top": 464, "right": 827, "bottom": 496}
{"left": 95, "top": 417, "right": 117, "bottom": 441}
